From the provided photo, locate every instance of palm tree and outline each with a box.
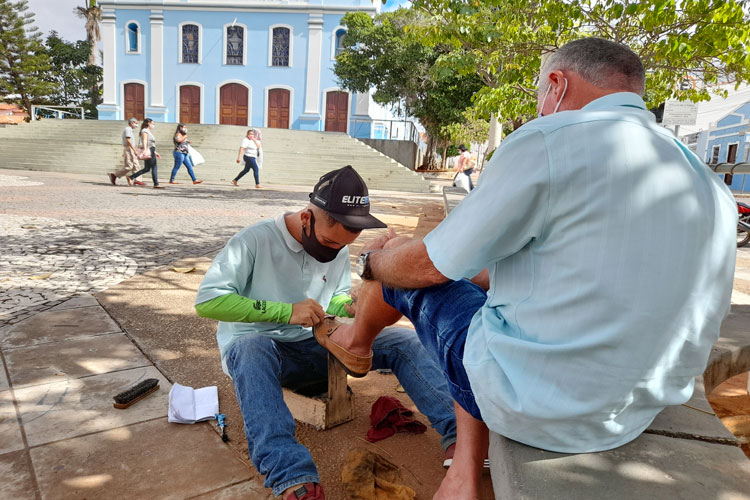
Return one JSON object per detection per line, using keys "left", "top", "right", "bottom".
{"left": 74, "top": 0, "right": 101, "bottom": 116}
{"left": 74, "top": 0, "right": 100, "bottom": 65}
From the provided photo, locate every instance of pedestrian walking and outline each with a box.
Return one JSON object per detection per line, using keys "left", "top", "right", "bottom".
{"left": 108, "top": 118, "right": 145, "bottom": 186}
{"left": 169, "top": 124, "right": 202, "bottom": 185}
{"left": 454, "top": 144, "right": 476, "bottom": 191}
{"left": 232, "top": 129, "right": 263, "bottom": 188}
{"left": 129, "top": 118, "right": 163, "bottom": 189}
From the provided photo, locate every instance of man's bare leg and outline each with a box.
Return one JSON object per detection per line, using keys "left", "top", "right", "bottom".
{"left": 329, "top": 278, "right": 401, "bottom": 356}
{"left": 329, "top": 235, "right": 412, "bottom": 354}
{"left": 435, "top": 403, "right": 489, "bottom": 500}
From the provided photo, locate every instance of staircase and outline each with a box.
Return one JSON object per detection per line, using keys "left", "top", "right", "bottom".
{"left": 0, "top": 120, "right": 432, "bottom": 193}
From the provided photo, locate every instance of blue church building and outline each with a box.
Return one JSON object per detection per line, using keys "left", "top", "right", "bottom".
{"left": 97, "top": 0, "right": 386, "bottom": 135}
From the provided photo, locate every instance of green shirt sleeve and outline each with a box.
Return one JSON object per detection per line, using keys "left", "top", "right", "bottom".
{"left": 195, "top": 293, "right": 293, "bottom": 324}
{"left": 326, "top": 294, "right": 354, "bottom": 318}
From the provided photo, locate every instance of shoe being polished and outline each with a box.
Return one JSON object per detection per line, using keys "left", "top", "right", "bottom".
{"left": 313, "top": 317, "right": 372, "bottom": 378}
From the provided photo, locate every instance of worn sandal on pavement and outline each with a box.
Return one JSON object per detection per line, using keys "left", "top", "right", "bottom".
{"left": 313, "top": 317, "right": 372, "bottom": 378}
{"left": 284, "top": 482, "right": 325, "bottom": 500}
{"left": 443, "top": 443, "right": 491, "bottom": 472}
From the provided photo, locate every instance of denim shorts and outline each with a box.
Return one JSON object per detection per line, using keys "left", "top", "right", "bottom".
{"left": 382, "top": 279, "right": 486, "bottom": 420}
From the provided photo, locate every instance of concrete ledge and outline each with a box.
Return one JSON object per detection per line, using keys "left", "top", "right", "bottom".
{"left": 488, "top": 305, "right": 750, "bottom": 498}
{"left": 489, "top": 432, "right": 750, "bottom": 500}
{"left": 443, "top": 185, "right": 468, "bottom": 217}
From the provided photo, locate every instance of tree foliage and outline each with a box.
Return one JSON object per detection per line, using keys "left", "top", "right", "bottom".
{"left": 411, "top": 0, "right": 750, "bottom": 131}
{"left": 334, "top": 9, "right": 483, "bottom": 168}
{"left": 44, "top": 32, "right": 102, "bottom": 117}
{"left": 0, "top": 0, "right": 54, "bottom": 117}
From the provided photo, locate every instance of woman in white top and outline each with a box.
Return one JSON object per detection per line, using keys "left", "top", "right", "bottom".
{"left": 233, "top": 129, "right": 263, "bottom": 188}
{"left": 129, "top": 118, "right": 164, "bottom": 189}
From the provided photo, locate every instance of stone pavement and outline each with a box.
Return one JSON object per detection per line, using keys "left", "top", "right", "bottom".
{"left": 2, "top": 167, "right": 749, "bottom": 499}
{"left": 0, "top": 168, "right": 449, "bottom": 499}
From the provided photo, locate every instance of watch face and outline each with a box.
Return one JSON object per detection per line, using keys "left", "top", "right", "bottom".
{"left": 356, "top": 254, "right": 366, "bottom": 276}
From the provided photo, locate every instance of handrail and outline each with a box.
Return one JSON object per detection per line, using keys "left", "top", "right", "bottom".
{"left": 709, "top": 162, "right": 750, "bottom": 173}
{"left": 31, "top": 105, "right": 85, "bottom": 120}
{"left": 351, "top": 118, "right": 424, "bottom": 149}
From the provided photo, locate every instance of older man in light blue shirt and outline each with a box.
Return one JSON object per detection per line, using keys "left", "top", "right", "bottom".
{"left": 316, "top": 38, "right": 737, "bottom": 500}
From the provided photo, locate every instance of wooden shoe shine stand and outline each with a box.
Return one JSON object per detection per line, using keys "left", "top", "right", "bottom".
{"left": 282, "top": 354, "right": 354, "bottom": 430}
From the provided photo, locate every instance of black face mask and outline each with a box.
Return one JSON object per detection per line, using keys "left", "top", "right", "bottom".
{"left": 301, "top": 211, "right": 342, "bottom": 263}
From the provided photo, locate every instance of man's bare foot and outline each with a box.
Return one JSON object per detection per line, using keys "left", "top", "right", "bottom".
{"left": 434, "top": 469, "right": 479, "bottom": 500}
{"left": 327, "top": 322, "right": 372, "bottom": 357}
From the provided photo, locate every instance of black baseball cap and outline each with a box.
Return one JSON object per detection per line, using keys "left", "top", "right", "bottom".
{"left": 309, "top": 165, "right": 387, "bottom": 230}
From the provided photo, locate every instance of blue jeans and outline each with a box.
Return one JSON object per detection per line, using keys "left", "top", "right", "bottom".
{"left": 170, "top": 151, "right": 197, "bottom": 182}
{"left": 382, "top": 280, "right": 487, "bottom": 420}
{"left": 463, "top": 168, "right": 475, "bottom": 190}
{"left": 225, "top": 327, "right": 457, "bottom": 496}
{"left": 234, "top": 155, "right": 259, "bottom": 185}
{"left": 130, "top": 147, "right": 159, "bottom": 186}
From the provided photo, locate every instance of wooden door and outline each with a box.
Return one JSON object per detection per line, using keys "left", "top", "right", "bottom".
{"left": 726, "top": 143, "right": 739, "bottom": 185}
{"left": 179, "top": 85, "right": 201, "bottom": 124}
{"left": 267, "top": 88, "right": 290, "bottom": 129}
{"left": 325, "top": 91, "right": 348, "bottom": 133}
{"left": 124, "top": 83, "right": 144, "bottom": 120}
{"left": 219, "top": 83, "right": 248, "bottom": 126}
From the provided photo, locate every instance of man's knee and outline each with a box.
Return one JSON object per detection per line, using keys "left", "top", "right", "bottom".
{"left": 372, "top": 327, "right": 424, "bottom": 354}
{"left": 226, "top": 335, "right": 278, "bottom": 368}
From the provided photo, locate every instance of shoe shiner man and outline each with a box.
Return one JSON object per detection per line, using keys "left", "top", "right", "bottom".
{"left": 311, "top": 38, "right": 737, "bottom": 500}
{"left": 195, "top": 165, "right": 457, "bottom": 500}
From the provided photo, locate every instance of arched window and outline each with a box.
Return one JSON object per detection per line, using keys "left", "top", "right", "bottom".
{"left": 182, "top": 24, "right": 199, "bottom": 64}
{"left": 226, "top": 25, "right": 244, "bottom": 65}
{"left": 126, "top": 22, "right": 139, "bottom": 53}
{"left": 335, "top": 29, "right": 346, "bottom": 57}
{"left": 272, "top": 27, "right": 290, "bottom": 66}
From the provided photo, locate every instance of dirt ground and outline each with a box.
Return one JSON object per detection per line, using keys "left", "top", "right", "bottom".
{"left": 708, "top": 371, "right": 750, "bottom": 459}
{"left": 95, "top": 197, "right": 495, "bottom": 499}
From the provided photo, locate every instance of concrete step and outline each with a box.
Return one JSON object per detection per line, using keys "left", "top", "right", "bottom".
{"left": 0, "top": 121, "right": 428, "bottom": 192}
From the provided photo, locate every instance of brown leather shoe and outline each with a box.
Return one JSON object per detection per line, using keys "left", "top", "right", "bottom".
{"left": 313, "top": 317, "right": 372, "bottom": 378}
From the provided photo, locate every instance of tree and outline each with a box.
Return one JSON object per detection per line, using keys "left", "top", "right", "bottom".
{"left": 412, "top": 0, "right": 750, "bottom": 134}
{"left": 75, "top": 0, "right": 101, "bottom": 65}
{"left": 0, "top": 0, "right": 54, "bottom": 117}
{"left": 442, "top": 107, "right": 490, "bottom": 167}
{"left": 334, "top": 9, "right": 483, "bottom": 168}
{"left": 74, "top": 0, "right": 101, "bottom": 114}
{"left": 43, "top": 32, "right": 102, "bottom": 117}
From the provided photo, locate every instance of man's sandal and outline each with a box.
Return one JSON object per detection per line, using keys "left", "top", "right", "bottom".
{"left": 313, "top": 317, "right": 372, "bottom": 378}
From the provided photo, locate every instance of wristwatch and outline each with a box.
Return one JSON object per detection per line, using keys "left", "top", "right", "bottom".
{"left": 356, "top": 251, "right": 374, "bottom": 281}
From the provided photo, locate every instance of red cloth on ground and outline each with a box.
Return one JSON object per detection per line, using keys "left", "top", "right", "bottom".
{"left": 366, "top": 396, "right": 427, "bottom": 442}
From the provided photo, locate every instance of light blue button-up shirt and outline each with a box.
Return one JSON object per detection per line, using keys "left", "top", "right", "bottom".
{"left": 424, "top": 93, "right": 737, "bottom": 452}
{"left": 196, "top": 215, "right": 351, "bottom": 374}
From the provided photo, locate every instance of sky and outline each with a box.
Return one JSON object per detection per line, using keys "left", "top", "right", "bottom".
{"left": 24, "top": 0, "right": 412, "bottom": 45}
{"left": 25, "top": 0, "right": 87, "bottom": 43}
{"left": 383, "top": 0, "right": 411, "bottom": 11}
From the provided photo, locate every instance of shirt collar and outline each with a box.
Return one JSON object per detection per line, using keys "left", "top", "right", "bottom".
{"left": 275, "top": 214, "right": 303, "bottom": 253}
{"left": 581, "top": 92, "right": 647, "bottom": 112}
